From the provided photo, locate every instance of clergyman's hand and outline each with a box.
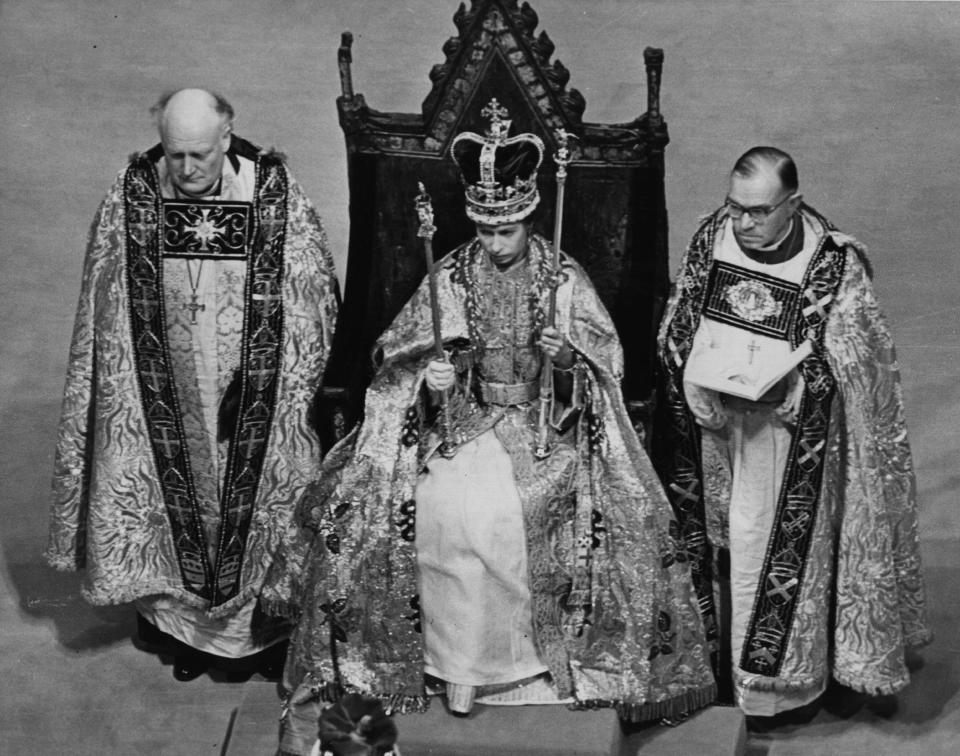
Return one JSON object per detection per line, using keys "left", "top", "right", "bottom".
{"left": 424, "top": 359, "right": 456, "bottom": 392}
{"left": 539, "top": 327, "right": 574, "bottom": 369}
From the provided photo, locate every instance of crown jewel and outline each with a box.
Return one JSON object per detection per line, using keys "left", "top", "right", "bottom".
{"left": 451, "top": 99, "right": 545, "bottom": 225}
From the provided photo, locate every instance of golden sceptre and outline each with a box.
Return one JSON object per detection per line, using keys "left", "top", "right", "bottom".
{"left": 534, "top": 130, "right": 574, "bottom": 459}
{"left": 415, "top": 182, "right": 456, "bottom": 458}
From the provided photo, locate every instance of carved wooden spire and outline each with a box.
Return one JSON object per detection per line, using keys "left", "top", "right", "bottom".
{"left": 421, "top": 0, "right": 587, "bottom": 145}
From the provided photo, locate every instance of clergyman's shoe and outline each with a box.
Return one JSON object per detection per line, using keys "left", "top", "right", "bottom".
{"left": 173, "top": 654, "right": 208, "bottom": 682}
{"left": 257, "top": 657, "right": 284, "bottom": 681}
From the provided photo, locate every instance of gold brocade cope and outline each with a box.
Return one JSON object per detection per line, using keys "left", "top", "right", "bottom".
{"left": 283, "top": 234, "right": 716, "bottom": 726}
{"left": 655, "top": 205, "right": 931, "bottom": 701}
{"left": 46, "top": 136, "right": 340, "bottom": 620}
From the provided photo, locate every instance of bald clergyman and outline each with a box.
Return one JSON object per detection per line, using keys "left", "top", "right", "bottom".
{"left": 47, "top": 88, "right": 340, "bottom": 681}
{"left": 654, "top": 146, "right": 930, "bottom": 725}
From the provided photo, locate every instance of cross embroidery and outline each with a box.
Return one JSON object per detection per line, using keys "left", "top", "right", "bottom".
{"left": 252, "top": 286, "right": 281, "bottom": 315}
{"left": 765, "top": 573, "right": 798, "bottom": 602}
{"left": 139, "top": 359, "right": 166, "bottom": 393}
{"left": 132, "top": 291, "right": 156, "bottom": 321}
{"left": 153, "top": 426, "right": 181, "bottom": 459}
{"left": 748, "top": 646, "right": 777, "bottom": 667}
{"left": 184, "top": 208, "right": 227, "bottom": 253}
{"left": 669, "top": 478, "right": 700, "bottom": 508}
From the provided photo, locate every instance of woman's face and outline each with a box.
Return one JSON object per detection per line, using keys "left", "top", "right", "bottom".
{"left": 476, "top": 222, "right": 529, "bottom": 267}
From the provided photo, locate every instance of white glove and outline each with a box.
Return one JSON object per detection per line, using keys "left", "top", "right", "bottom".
{"left": 683, "top": 380, "right": 729, "bottom": 430}
{"left": 424, "top": 359, "right": 456, "bottom": 392}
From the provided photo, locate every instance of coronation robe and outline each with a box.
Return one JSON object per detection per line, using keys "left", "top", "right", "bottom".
{"left": 277, "top": 234, "right": 715, "bottom": 754}
{"left": 47, "top": 136, "right": 339, "bottom": 655}
{"left": 654, "top": 205, "right": 930, "bottom": 714}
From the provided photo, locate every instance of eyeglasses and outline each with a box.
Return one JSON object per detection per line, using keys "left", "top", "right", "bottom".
{"left": 724, "top": 194, "right": 794, "bottom": 222}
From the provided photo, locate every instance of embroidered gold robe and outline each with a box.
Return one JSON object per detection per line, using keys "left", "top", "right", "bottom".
{"left": 46, "top": 137, "right": 339, "bottom": 639}
{"left": 277, "top": 234, "right": 715, "bottom": 754}
{"left": 655, "top": 205, "right": 931, "bottom": 713}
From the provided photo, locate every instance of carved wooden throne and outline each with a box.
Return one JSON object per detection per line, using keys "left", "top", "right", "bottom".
{"left": 319, "top": 0, "right": 670, "bottom": 447}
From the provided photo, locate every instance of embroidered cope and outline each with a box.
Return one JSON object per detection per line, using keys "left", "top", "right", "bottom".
{"left": 47, "top": 136, "right": 340, "bottom": 655}
{"left": 655, "top": 206, "right": 930, "bottom": 714}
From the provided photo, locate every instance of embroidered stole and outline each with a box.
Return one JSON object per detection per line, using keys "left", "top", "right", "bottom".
{"left": 124, "top": 146, "right": 288, "bottom": 606}
{"left": 660, "top": 210, "right": 846, "bottom": 676}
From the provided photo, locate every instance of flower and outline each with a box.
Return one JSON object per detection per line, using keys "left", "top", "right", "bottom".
{"left": 317, "top": 693, "right": 399, "bottom": 756}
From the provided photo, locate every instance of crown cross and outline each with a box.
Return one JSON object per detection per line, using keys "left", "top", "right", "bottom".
{"left": 481, "top": 98, "right": 511, "bottom": 142}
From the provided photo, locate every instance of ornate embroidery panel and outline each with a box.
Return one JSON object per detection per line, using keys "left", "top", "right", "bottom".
{"left": 703, "top": 261, "right": 801, "bottom": 340}
{"left": 162, "top": 200, "right": 253, "bottom": 259}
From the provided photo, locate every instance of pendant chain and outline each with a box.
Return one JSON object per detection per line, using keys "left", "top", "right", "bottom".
{"left": 182, "top": 260, "right": 207, "bottom": 324}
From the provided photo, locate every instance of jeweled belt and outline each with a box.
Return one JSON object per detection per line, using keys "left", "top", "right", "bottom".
{"left": 478, "top": 379, "right": 539, "bottom": 406}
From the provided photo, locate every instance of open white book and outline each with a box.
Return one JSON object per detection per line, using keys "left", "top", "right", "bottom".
{"left": 684, "top": 339, "right": 812, "bottom": 402}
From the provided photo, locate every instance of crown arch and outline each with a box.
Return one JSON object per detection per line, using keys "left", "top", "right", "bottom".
{"left": 319, "top": 0, "right": 670, "bottom": 446}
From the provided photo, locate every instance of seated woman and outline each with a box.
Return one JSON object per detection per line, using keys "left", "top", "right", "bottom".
{"left": 277, "top": 102, "right": 715, "bottom": 755}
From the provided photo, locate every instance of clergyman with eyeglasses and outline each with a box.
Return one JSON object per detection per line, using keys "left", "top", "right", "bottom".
{"left": 653, "top": 146, "right": 930, "bottom": 727}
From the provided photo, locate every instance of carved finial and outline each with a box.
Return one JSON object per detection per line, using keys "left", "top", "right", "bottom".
{"left": 644, "top": 47, "right": 664, "bottom": 121}
{"left": 532, "top": 30, "right": 555, "bottom": 63}
{"left": 453, "top": 2, "right": 470, "bottom": 33}
{"left": 517, "top": 2, "right": 539, "bottom": 34}
{"left": 339, "top": 31, "right": 355, "bottom": 99}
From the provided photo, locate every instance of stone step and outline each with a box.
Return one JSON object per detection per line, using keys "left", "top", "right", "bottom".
{"left": 624, "top": 706, "right": 746, "bottom": 755}
{"left": 224, "top": 686, "right": 746, "bottom": 756}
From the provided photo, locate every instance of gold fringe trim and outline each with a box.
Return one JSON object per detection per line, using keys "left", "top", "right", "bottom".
{"left": 832, "top": 671, "right": 909, "bottom": 698}
{"left": 571, "top": 683, "right": 716, "bottom": 723}
{"left": 327, "top": 684, "right": 432, "bottom": 716}
{"left": 378, "top": 693, "right": 432, "bottom": 716}
{"left": 259, "top": 598, "right": 301, "bottom": 621}
{"left": 735, "top": 670, "right": 822, "bottom": 693}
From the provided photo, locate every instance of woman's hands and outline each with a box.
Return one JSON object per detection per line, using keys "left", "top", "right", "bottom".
{"left": 539, "top": 326, "right": 573, "bottom": 369}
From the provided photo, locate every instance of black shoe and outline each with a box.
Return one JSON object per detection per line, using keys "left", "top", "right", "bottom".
{"left": 257, "top": 658, "right": 284, "bottom": 681}
{"left": 173, "top": 654, "right": 208, "bottom": 682}
{"left": 134, "top": 613, "right": 172, "bottom": 654}
{"left": 866, "top": 694, "right": 899, "bottom": 719}
{"left": 745, "top": 698, "right": 821, "bottom": 733}
{"left": 822, "top": 682, "right": 866, "bottom": 719}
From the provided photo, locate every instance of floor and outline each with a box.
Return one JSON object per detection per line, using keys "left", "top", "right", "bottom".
{"left": 1, "top": 1, "right": 958, "bottom": 754}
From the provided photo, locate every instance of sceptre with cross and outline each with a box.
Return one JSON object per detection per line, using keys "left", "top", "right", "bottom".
{"left": 534, "top": 128, "right": 575, "bottom": 459}
{"left": 415, "top": 182, "right": 456, "bottom": 458}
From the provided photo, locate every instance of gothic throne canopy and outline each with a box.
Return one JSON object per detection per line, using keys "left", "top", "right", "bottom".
{"left": 319, "top": 0, "right": 670, "bottom": 445}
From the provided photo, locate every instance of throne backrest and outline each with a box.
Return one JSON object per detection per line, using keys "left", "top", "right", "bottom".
{"left": 320, "top": 0, "right": 670, "bottom": 445}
